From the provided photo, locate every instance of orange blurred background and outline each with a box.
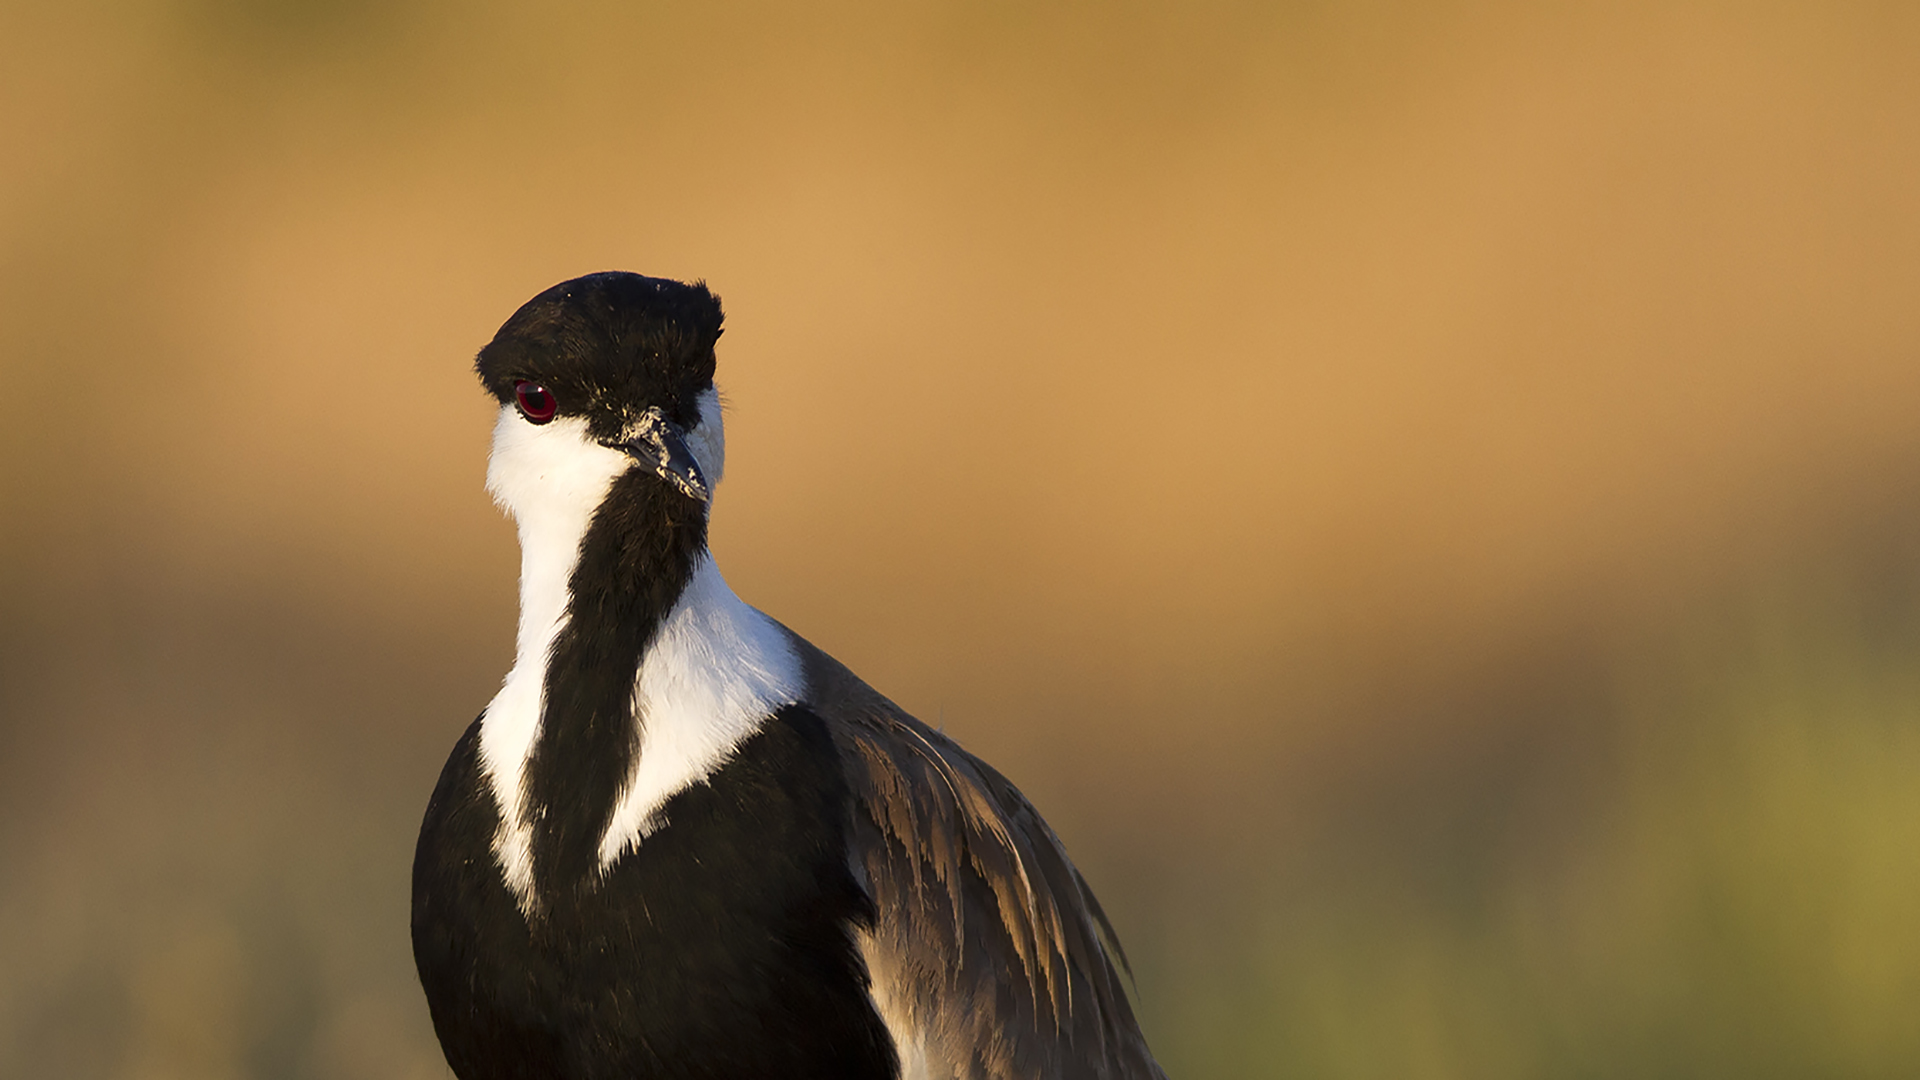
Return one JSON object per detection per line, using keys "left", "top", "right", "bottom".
{"left": 5, "top": 1, "right": 1920, "bottom": 1076}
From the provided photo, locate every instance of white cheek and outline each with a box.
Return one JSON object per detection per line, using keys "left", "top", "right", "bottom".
{"left": 485, "top": 408, "right": 634, "bottom": 524}
{"left": 684, "top": 385, "right": 726, "bottom": 489}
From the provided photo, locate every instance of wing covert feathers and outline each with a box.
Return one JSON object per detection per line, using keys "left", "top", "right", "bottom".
{"left": 794, "top": 639, "right": 1168, "bottom": 1080}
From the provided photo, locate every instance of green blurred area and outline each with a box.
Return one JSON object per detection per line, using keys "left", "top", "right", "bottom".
{"left": 1140, "top": 554, "right": 1920, "bottom": 1079}
{"left": 4, "top": 1, "right": 1920, "bottom": 1077}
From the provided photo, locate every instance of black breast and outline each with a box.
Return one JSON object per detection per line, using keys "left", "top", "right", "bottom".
{"left": 410, "top": 705, "right": 898, "bottom": 1080}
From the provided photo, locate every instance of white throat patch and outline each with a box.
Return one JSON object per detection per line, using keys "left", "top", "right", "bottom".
{"left": 477, "top": 389, "right": 793, "bottom": 907}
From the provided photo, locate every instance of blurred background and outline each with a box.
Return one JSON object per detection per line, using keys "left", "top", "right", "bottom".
{"left": 4, "top": 0, "right": 1920, "bottom": 1076}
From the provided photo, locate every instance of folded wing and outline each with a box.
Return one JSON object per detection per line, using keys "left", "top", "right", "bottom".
{"left": 795, "top": 639, "right": 1168, "bottom": 1080}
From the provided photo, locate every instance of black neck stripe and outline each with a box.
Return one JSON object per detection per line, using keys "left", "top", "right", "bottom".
{"left": 523, "top": 468, "right": 708, "bottom": 896}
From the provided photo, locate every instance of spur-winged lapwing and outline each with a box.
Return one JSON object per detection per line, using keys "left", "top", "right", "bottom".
{"left": 411, "top": 272, "right": 1167, "bottom": 1080}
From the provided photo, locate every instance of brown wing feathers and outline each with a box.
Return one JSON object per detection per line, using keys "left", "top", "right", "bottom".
{"left": 797, "top": 639, "right": 1166, "bottom": 1080}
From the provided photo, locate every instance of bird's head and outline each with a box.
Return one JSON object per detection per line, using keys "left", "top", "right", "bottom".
{"left": 477, "top": 273, "right": 727, "bottom": 533}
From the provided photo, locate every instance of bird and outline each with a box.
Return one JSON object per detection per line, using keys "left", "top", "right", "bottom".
{"left": 411, "top": 271, "right": 1167, "bottom": 1080}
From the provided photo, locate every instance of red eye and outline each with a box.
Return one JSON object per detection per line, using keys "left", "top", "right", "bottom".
{"left": 514, "top": 381, "right": 557, "bottom": 424}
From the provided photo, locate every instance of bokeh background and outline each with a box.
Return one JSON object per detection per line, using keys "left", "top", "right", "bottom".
{"left": 4, "top": 1, "right": 1920, "bottom": 1076}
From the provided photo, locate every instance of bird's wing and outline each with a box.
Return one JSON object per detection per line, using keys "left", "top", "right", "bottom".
{"left": 793, "top": 637, "right": 1168, "bottom": 1080}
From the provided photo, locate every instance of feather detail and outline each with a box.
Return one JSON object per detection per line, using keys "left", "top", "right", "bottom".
{"left": 794, "top": 635, "right": 1168, "bottom": 1080}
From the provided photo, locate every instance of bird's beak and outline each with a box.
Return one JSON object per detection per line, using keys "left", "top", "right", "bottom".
{"left": 612, "top": 407, "right": 710, "bottom": 503}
